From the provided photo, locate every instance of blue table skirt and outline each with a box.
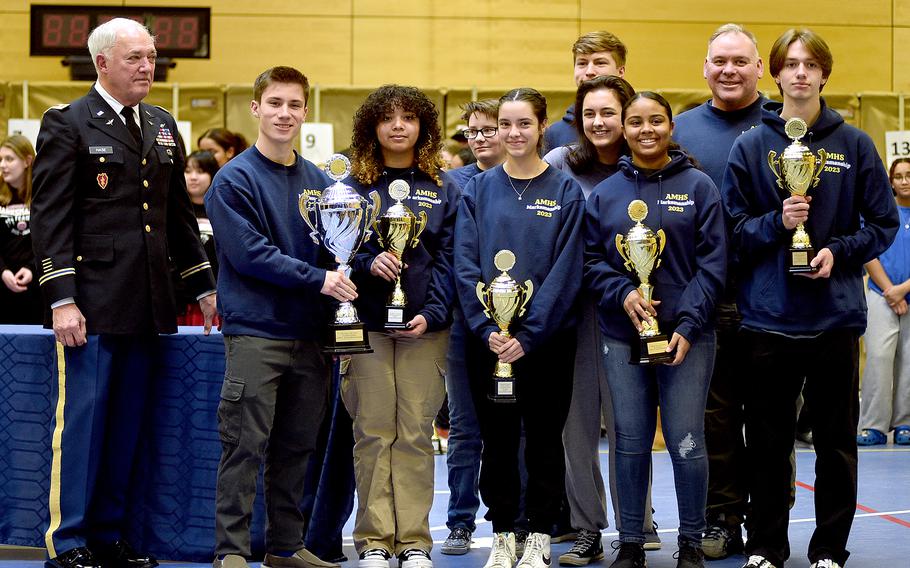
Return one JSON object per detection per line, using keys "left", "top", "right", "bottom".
{"left": 0, "top": 326, "right": 267, "bottom": 562}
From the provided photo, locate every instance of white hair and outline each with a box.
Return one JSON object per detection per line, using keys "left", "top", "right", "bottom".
{"left": 88, "top": 18, "right": 154, "bottom": 72}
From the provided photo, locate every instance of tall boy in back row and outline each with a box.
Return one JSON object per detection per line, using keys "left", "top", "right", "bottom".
{"left": 721, "top": 28, "right": 899, "bottom": 568}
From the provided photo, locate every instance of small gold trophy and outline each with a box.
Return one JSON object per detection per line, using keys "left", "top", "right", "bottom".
{"left": 374, "top": 179, "right": 428, "bottom": 329}
{"left": 476, "top": 250, "right": 533, "bottom": 403}
{"left": 616, "top": 199, "right": 673, "bottom": 365}
{"left": 768, "top": 117, "right": 827, "bottom": 273}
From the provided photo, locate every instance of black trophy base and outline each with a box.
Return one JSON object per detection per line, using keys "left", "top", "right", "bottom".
{"left": 788, "top": 246, "right": 819, "bottom": 273}
{"left": 489, "top": 376, "right": 517, "bottom": 403}
{"left": 384, "top": 305, "right": 409, "bottom": 330}
{"left": 323, "top": 322, "right": 373, "bottom": 354}
{"left": 630, "top": 333, "right": 674, "bottom": 365}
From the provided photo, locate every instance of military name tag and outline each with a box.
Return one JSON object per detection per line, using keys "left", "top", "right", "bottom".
{"left": 89, "top": 146, "right": 113, "bottom": 154}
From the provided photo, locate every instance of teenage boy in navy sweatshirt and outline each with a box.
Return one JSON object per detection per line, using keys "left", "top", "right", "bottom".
{"left": 206, "top": 66, "right": 357, "bottom": 568}
{"left": 721, "top": 30, "right": 899, "bottom": 568}
{"left": 673, "top": 23, "right": 766, "bottom": 560}
{"left": 543, "top": 30, "right": 627, "bottom": 152}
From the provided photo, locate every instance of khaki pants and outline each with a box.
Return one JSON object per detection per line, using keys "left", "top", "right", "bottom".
{"left": 342, "top": 330, "right": 448, "bottom": 554}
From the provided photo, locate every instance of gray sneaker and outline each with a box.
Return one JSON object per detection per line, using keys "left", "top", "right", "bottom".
{"left": 643, "top": 522, "right": 661, "bottom": 551}
{"left": 263, "top": 548, "right": 341, "bottom": 568}
{"left": 441, "top": 528, "right": 472, "bottom": 555}
{"left": 701, "top": 522, "right": 743, "bottom": 560}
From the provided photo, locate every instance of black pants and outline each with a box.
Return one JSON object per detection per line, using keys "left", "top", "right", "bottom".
{"left": 466, "top": 328, "right": 575, "bottom": 534}
{"left": 704, "top": 302, "right": 749, "bottom": 526}
{"left": 742, "top": 329, "right": 859, "bottom": 567}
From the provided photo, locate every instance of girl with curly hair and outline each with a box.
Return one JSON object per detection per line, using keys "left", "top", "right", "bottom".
{"left": 342, "top": 84, "right": 460, "bottom": 568}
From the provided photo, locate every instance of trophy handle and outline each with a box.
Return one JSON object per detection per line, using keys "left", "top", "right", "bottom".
{"left": 411, "top": 210, "right": 428, "bottom": 249}
{"left": 476, "top": 282, "right": 491, "bottom": 318}
{"left": 299, "top": 195, "right": 321, "bottom": 244}
{"left": 364, "top": 190, "right": 382, "bottom": 241}
{"left": 518, "top": 279, "right": 534, "bottom": 319}
{"left": 768, "top": 151, "right": 783, "bottom": 190}
{"left": 372, "top": 193, "right": 386, "bottom": 249}
{"left": 615, "top": 234, "right": 633, "bottom": 272}
{"left": 655, "top": 229, "right": 667, "bottom": 270}
{"left": 812, "top": 149, "right": 828, "bottom": 188}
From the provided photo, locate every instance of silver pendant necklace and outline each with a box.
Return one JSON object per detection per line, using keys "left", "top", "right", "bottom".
{"left": 508, "top": 174, "right": 534, "bottom": 200}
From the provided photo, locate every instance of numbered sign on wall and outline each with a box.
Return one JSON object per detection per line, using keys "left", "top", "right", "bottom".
{"left": 300, "top": 123, "right": 334, "bottom": 165}
{"left": 886, "top": 130, "right": 910, "bottom": 166}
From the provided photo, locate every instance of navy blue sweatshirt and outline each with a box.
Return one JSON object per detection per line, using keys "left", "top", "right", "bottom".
{"left": 205, "top": 146, "right": 333, "bottom": 339}
{"left": 673, "top": 96, "right": 766, "bottom": 189}
{"left": 349, "top": 167, "right": 459, "bottom": 332}
{"left": 584, "top": 150, "right": 727, "bottom": 344}
{"left": 455, "top": 165, "right": 585, "bottom": 354}
{"left": 446, "top": 163, "right": 482, "bottom": 190}
{"left": 722, "top": 99, "right": 900, "bottom": 333}
{"left": 543, "top": 104, "right": 578, "bottom": 152}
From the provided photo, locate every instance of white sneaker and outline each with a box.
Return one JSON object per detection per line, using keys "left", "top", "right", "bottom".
{"left": 398, "top": 549, "right": 432, "bottom": 568}
{"left": 516, "top": 532, "right": 551, "bottom": 568}
{"left": 359, "top": 549, "right": 391, "bottom": 568}
{"left": 484, "top": 532, "right": 517, "bottom": 568}
{"left": 810, "top": 560, "right": 842, "bottom": 568}
{"left": 742, "top": 555, "right": 777, "bottom": 568}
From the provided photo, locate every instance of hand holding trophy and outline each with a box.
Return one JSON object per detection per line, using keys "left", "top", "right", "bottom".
{"left": 768, "top": 117, "right": 827, "bottom": 273}
{"left": 374, "top": 179, "right": 428, "bottom": 329}
{"left": 300, "top": 154, "right": 380, "bottom": 353}
{"left": 615, "top": 199, "right": 673, "bottom": 365}
{"left": 476, "top": 250, "right": 533, "bottom": 402}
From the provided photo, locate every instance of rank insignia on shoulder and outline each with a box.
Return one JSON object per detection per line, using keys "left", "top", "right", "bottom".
{"left": 97, "top": 173, "right": 109, "bottom": 190}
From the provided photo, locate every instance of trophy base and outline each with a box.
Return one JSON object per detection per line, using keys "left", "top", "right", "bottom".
{"left": 788, "top": 247, "right": 818, "bottom": 273}
{"left": 488, "top": 376, "right": 517, "bottom": 403}
{"left": 630, "top": 334, "right": 674, "bottom": 365}
{"left": 323, "top": 322, "right": 373, "bottom": 354}
{"left": 384, "top": 305, "right": 409, "bottom": 330}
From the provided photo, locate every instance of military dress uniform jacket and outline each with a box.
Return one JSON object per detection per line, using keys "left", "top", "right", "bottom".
{"left": 31, "top": 88, "right": 215, "bottom": 334}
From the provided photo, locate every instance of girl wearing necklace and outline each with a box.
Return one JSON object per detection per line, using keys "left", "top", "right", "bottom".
{"left": 343, "top": 84, "right": 460, "bottom": 568}
{"left": 583, "top": 91, "right": 727, "bottom": 568}
{"left": 453, "top": 87, "right": 585, "bottom": 568}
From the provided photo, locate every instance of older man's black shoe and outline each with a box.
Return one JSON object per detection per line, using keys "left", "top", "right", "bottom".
{"left": 93, "top": 540, "right": 158, "bottom": 568}
{"left": 45, "top": 547, "right": 102, "bottom": 568}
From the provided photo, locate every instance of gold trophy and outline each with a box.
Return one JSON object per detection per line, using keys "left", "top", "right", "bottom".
{"left": 374, "top": 179, "right": 428, "bottom": 329}
{"left": 768, "top": 117, "right": 827, "bottom": 273}
{"left": 616, "top": 199, "right": 673, "bottom": 365}
{"left": 476, "top": 250, "right": 533, "bottom": 403}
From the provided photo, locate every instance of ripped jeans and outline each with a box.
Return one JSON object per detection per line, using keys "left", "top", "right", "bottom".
{"left": 602, "top": 330, "right": 715, "bottom": 547}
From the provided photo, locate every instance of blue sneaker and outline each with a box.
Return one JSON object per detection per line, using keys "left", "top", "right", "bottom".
{"left": 857, "top": 428, "right": 887, "bottom": 446}
{"left": 894, "top": 425, "right": 910, "bottom": 445}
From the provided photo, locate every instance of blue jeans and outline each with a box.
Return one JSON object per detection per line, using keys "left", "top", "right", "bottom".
{"left": 603, "top": 331, "right": 715, "bottom": 547}
{"left": 444, "top": 313, "right": 482, "bottom": 532}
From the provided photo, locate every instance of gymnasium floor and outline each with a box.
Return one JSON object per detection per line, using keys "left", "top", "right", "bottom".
{"left": 2, "top": 441, "right": 907, "bottom": 568}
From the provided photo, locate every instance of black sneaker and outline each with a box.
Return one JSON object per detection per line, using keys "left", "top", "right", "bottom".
{"left": 558, "top": 529, "right": 604, "bottom": 566}
{"left": 701, "top": 522, "right": 743, "bottom": 560}
{"left": 607, "top": 542, "right": 646, "bottom": 568}
{"left": 673, "top": 544, "right": 704, "bottom": 568}
{"left": 441, "top": 527, "right": 472, "bottom": 555}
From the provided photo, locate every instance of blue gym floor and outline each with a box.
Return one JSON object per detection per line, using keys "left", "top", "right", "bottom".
{"left": 3, "top": 441, "right": 907, "bottom": 568}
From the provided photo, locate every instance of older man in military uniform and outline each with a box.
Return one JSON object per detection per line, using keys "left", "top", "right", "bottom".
{"left": 30, "top": 17, "right": 216, "bottom": 568}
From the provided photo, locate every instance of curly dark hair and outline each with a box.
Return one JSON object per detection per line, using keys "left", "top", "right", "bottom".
{"left": 350, "top": 84, "right": 444, "bottom": 186}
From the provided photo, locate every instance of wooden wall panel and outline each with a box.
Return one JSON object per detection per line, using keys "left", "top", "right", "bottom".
{"left": 580, "top": 0, "right": 892, "bottom": 26}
